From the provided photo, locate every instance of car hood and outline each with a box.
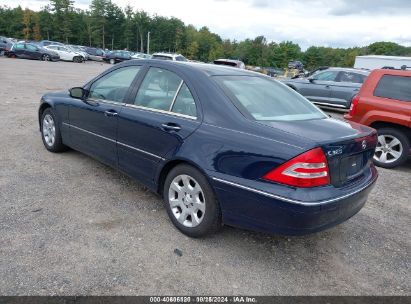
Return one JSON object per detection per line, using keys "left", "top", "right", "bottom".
{"left": 257, "top": 117, "right": 375, "bottom": 145}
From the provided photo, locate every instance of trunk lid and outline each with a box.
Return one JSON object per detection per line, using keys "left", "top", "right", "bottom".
{"left": 259, "top": 118, "right": 378, "bottom": 187}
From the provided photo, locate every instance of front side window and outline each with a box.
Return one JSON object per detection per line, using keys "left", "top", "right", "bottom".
{"left": 215, "top": 76, "right": 327, "bottom": 121}
{"left": 14, "top": 43, "right": 24, "bottom": 50}
{"left": 374, "top": 75, "right": 411, "bottom": 102}
{"left": 89, "top": 66, "right": 141, "bottom": 103}
{"left": 313, "top": 71, "right": 339, "bottom": 81}
{"left": 134, "top": 68, "right": 183, "bottom": 111}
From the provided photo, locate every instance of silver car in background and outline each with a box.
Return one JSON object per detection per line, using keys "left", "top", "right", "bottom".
{"left": 282, "top": 67, "right": 370, "bottom": 109}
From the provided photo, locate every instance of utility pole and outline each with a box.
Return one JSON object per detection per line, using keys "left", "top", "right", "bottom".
{"left": 147, "top": 31, "right": 150, "bottom": 55}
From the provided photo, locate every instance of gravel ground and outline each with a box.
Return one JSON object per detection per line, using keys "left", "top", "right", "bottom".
{"left": 0, "top": 57, "right": 410, "bottom": 296}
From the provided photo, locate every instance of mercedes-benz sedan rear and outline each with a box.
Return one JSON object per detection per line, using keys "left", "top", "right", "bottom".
{"left": 38, "top": 61, "right": 378, "bottom": 237}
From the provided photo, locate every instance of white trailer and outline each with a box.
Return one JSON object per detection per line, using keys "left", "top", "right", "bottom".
{"left": 354, "top": 55, "right": 411, "bottom": 70}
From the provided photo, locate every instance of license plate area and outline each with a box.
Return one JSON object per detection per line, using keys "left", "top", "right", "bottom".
{"left": 340, "top": 153, "right": 365, "bottom": 181}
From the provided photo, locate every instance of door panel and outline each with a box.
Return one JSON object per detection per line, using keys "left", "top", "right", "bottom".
{"left": 68, "top": 65, "right": 142, "bottom": 167}
{"left": 330, "top": 72, "right": 364, "bottom": 108}
{"left": 117, "top": 67, "right": 201, "bottom": 185}
{"left": 69, "top": 101, "right": 122, "bottom": 167}
{"left": 303, "top": 70, "right": 340, "bottom": 104}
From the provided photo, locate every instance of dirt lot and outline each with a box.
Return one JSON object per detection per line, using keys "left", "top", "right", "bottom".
{"left": 0, "top": 57, "right": 410, "bottom": 296}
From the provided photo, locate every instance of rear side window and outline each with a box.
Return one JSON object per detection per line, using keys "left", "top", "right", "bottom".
{"left": 339, "top": 72, "right": 366, "bottom": 84}
{"left": 134, "top": 67, "right": 182, "bottom": 111}
{"left": 374, "top": 75, "right": 411, "bottom": 102}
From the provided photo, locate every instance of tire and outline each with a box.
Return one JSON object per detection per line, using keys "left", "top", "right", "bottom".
{"left": 373, "top": 128, "right": 410, "bottom": 169}
{"left": 109, "top": 58, "right": 115, "bottom": 64}
{"left": 73, "top": 56, "right": 83, "bottom": 63}
{"left": 40, "top": 108, "right": 68, "bottom": 153}
{"left": 42, "top": 54, "right": 51, "bottom": 61}
{"left": 163, "top": 164, "right": 222, "bottom": 237}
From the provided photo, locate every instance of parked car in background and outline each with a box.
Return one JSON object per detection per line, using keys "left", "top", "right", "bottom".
{"left": 282, "top": 68, "right": 370, "bottom": 109}
{"left": 38, "top": 60, "right": 378, "bottom": 237}
{"left": 0, "top": 36, "right": 13, "bottom": 55}
{"left": 103, "top": 50, "right": 132, "bottom": 64}
{"left": 38, "top": 40, "right": 64, "bottom": 47}
{"left": 85, "top": 47, "right": 105, "bottom": 61}
{"left": 214, "top": 59, "right": 245, "bottom": 69}
{"left": 345, "top": 69, "right": 411, "bottom": 168}
{"left": 131, "top": 52, "right": 151, "bottom": 59}
{"left": 45, "top": 45, "right": 84, "bottom": 63}
{"left": 7, "top": 42, "right": 59, "bottom": 61}
{"left": 288, "top": 60, "right": 304, "bottom": 72}
{"left": 152, "top": 52, "right": 188, "bottom": 62}
{"left": 67, "top": 45, "right": 89, "bottom": 60}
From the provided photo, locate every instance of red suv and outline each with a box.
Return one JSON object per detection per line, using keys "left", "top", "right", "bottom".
{"left": 345, "top": 69, "right": 411, "bottom": 168}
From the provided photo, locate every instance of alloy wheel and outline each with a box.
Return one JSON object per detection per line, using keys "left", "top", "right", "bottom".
{"left": 42, "top": 114, "right": 56, "bottom": 147}
{"left": 374, "top": 134, "right": 403, "bottom": 164}
{"left": 168, "top": 174, "right": 206, "bottom": 228}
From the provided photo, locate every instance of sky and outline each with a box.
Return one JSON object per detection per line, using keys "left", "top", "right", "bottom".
{"left": 1, "top": 0, "right": 411, "bottom": 50}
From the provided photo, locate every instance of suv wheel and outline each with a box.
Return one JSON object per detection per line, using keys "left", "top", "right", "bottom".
{"left": 374, "top": 128, "right": 410, "bottom": 168}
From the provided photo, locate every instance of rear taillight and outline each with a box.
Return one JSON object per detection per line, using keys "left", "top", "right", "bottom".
{"left": 263, "top": 147, "right": 330, "bottom": 188}
{"left": 349, "top": 95, "right": 360, "bottom": 116}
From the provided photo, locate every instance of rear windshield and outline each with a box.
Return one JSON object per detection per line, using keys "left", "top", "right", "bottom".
{"left": 374, "top": 75, "right": 411, "bottom": 102}
{"left": 215, "top": 76, "right": 327, "bottom": 121}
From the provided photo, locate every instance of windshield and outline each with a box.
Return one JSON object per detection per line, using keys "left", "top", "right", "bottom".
{"left": 215, "top": 76, "right": 327, "bottom": 121}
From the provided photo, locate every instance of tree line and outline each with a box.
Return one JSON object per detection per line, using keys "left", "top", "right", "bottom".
{"left": 1, "top": 0, "right": 411, "bottom": 70}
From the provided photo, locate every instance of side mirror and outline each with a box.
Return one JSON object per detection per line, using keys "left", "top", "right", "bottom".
{"left": 308, "top": 78, "right": 316, "bottom": 83}
{"left": 69, "top": 87, "right": 86, "bottom": 99}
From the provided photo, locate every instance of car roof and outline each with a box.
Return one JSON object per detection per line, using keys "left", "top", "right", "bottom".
{"left": 126, "top": 59, "right": 259, "bottom": 77}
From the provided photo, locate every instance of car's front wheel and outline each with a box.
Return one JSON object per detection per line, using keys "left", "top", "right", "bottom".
{"left": 373, "top": 128, "right": 410, "bottom": 168}
{"left": 41, "top": 108, "right": 67, "bottom": 153}
{"left": 109, "top": 58, "right": 115, "bottom": 64}
{"left": 163, "top": 164, "right": 222, "bottom": 237}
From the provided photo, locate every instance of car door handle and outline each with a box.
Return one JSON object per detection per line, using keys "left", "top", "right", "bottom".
{"left": 104, "top": 110, "right": 118, "bottom": 117}
{"left": 161, "top": 123, "right": 181, "bottom": 132}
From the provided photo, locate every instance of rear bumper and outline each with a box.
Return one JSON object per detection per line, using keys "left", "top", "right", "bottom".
{"left": 211, "top": 167, "right": 378, "bottom": 235}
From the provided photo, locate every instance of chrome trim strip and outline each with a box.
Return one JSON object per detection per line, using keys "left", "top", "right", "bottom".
{"left": 63, "top": 122, "right": 165, "bottom": 160}
{"left": 313, "top": 101, "right": 347, "bottom": 109}
{"left": 63, "top": 122, "right": 116, "bottom": 143}
{"left": 117, "top": 141, "right": 165, "bottom": 160}
{"left": 124, "top": 103, "right": 197, "bottom": 120}
{"left": 211, "top": 177, "right": 376, "bottom": 206}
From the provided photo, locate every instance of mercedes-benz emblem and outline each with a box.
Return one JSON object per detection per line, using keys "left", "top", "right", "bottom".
{"left": 362, "top": 140, "right": 367, "bottom": 150}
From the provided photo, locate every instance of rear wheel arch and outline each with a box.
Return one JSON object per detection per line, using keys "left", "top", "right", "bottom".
{"left": 370, "top": 121, "right": 411, "bottom": 142}
{"left": 157, "top": 159, "right": 211, "bottom": 196}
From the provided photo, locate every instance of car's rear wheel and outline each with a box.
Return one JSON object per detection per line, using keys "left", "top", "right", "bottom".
{"left": 41, "top": 108, "right": 67, "bottom": 153}
{"left": 42, "top": 54, "right": 51, "bottom": 61}
{"left": 373, "top": 128, "right": 410, "bottom": 168}
{"left": 163, "top": 164, "right": 222, "bottom": 237}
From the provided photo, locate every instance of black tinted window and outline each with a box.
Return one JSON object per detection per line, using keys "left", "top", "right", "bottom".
{"left": 374, "top": 75, "right": 411, "bottom": 102}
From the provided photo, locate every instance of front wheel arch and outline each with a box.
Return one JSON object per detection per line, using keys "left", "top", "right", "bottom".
{"left": 38, "top": 103, "right": 52, "bottom": 131}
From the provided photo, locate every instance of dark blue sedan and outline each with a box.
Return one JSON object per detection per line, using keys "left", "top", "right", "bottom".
{"left": 38, "top": 60, "right": 378, "bottom": 237}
